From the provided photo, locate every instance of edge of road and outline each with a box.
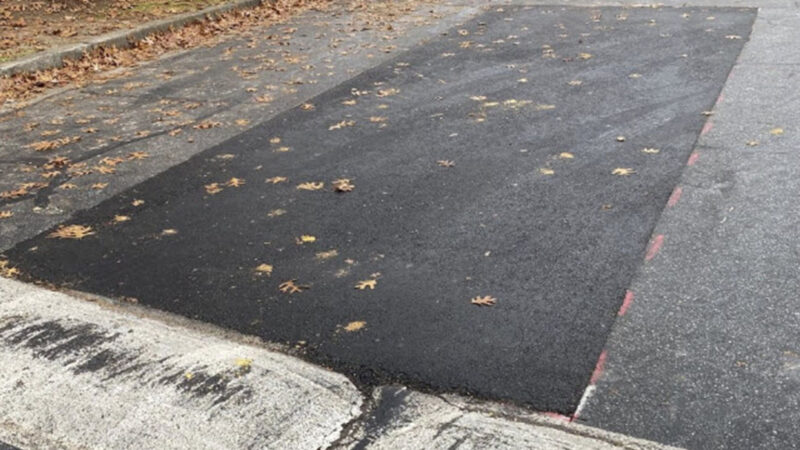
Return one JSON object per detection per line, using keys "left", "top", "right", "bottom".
{"left": 0, "top": 0, "right": 263, "bottom": 77}
{"left": 0, "top": 276, "right": 678, "bottom": 449}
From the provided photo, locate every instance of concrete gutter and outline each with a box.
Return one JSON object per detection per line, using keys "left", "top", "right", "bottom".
{"left": 0, "top": 0, "right": 263, "bottom": 77}
{"left": 0, "top": 276, "right": 678, "bottom": 449}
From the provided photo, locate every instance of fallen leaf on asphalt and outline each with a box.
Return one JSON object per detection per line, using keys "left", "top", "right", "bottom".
{"left": 437, "top": 160, "right": 455, "bottom": 167}
{"left": 205, "top": 183, "right": 223, "bottom": 194}
{"left": 612, "top": 168, "right": 635, "bottom": 176}
{"left": 329, "top": 120, "right": 355, "bottom": 130}
{"left": 132, "top": 199, "right": 145, "bottom": 206}
{"left": 297, "top": 182, "right": 324, "bottom": 190}
{"left": 355, "top": 279, "right": 377, "bottom": 290}
{"left": 161, "top": 229, "right": 178, "bottom": 236}
{"left": 471, "top": 295, "right": 496, "bottom": 306}
{"left": 539, "top": 168, "right": 555, "bottom": 175}
{"left": 641, "top": 148, "right": 660, "bottom": 154}
{"left": 332, "top": 178, "right": 355, "bottom": 192}
{"left": 369, "top": 116, "right": 388, "bottom": 123}
{"left": 255, "top": 95, "right": 273, "bottom": 103}
{"left": 296, "top": 235, "right": 316, "bottom": 244}
{"left": 558, "top": 152, "right": 574, "bottom": 159}
{"left": 376, "top": 88, "right": 399, "bottom": 97}
{"left": 254, "top": 264, "right": 273, "bottom": 276}
{"left": 91, "top": 183, "right": 108, "bottom": 190}
{"left": 315, "top": 249, "right": 339, "bottom": 260}
{"left": 629, "top": 73, "right": 642, "bottom": 79}
{"left": 343, "top": 321, "right": 366, "bottom": 332}
{"left": 235, "top": 119, "right": 250, "bottom": 127}
{"left": 578, "top": 52, "right": 593, "bottom": 60}
{"left": 770, "top": 127, "right": 784, "bottom": 136}
{"left": 226, "top": 177, "right": 245, "bottom": 187}
{"left": 279, "top": 280, "right": 307, "bottom": 294}
{"left": 267, "top": 209, "right": 286, "bottom": 217}
{"left": 616, "top": 136, "right": 626, "bottom": 142}
{"left": 568, "top": 80, "right": 583, "bottom": 86}
{"left": 342, "top": 99, "right": 357, "bottom": 106}
{"left": 746, "top": 140, "right": 759, "bottom": 147}
{"left": 113, "top": 215, "right": 130, "bottom": 223}
{"left": 266, "top": 176, "right": 288, "bottom": 184}
{"left": 48, "top": 225, "right": 95, "bottom": 239}
{"left": 301, "top": 103, "right": 315, "bottom": 110}
{"left": 0, "top": 211, "right": 13, "bottom": 219}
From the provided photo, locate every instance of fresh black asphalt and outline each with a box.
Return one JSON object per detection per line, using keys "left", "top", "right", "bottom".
{"left": 2, "top": 6, "right": 753, "bottom": 412}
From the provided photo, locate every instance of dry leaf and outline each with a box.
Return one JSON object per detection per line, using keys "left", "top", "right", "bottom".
{"left": 558, "top": 152, "right": 574, "bottom": 159}
{"left": 343, "top": 321, "right": 366, "bottom": 332}
{"left": 616, "top": 136, "right": 626, "bottom": 142}
{"left": 300, "top": 103, "right": 315, "bottom": 110}
{"left": 641, "top": 148, "right": 660, "bottom": 154}
{"left": 161, "top": 229, "right": 178, "bottom": 236}
{"left": 329, "top": 120, "right": 355, "bottom": 130}
{"left": 376, "top": 88, "right": 399, "bottom": 97}
{"left": 266, "top": 176, "right": 288, "bottom": 184}
{"left": 132, "top": 199, "right": 145, "bottom": 206}
{"left": 279, "top": 280, "right": 307, "bottom": 294}
{"left": 92, "top": 183, "right": 108, "bottom": 190}
{"left": 315, "top": 249, "right": 339, "bottom": 260}
{"left": 113, "top": 215, "right": 130, "bottom": 223}
{"left": 332, "top": 178, "right": 355, "bottom": 192}
{"left": 49, "top": 225, "right": 95, "bottom": 239}
{"left": 0, "top": 211, "right": 13, "bottom": 219}
{"left": 296, "top": 235, "right": 316, "bottom": 244}
{"left": 539, "top": 168, "right": 555, "bottom": 175}
{"left": 267, "top": 209, "right": 286, "bottom": 217}
{"left": 612, "top": 168, "right": 635, "bottom": 176}
{"left": 770, "top": 127, "right": 784, "bottom": 136}
{"left": 437, "top": 160, "right": 455, "bottom": 168}
{"left": 297, "top": 182, "right": 324, "bottom": 191}
{"left": 226, "top": 177, "right": 245, "bottom": 187}
{"left": 205, "top": 183, "right": 223, "bottom": 194}
{"left": 355, "top": 279, "right": 377, "bottom": 290}
{"left": 128, "top": 151, "right": 149, "bottom": 160}
{"left": 471, "top": 295, "right": 496, "bottom": 306}
{"left": 193, "top": 120, "right": 221, "bottom": 129}
{"left": 254, "top": 263, "right": 273, "bottom": 276}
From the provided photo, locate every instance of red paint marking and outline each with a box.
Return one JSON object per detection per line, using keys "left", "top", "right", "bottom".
{"left": 618, "top": 290, "right": 634, "bottom": 316}
{"left": 645, "top": 234, "right": 664, "bottom": 261}
{"left": 543, "top": 412, "right": 571, "bottom": 421}
{"left": 589, "top": 350, "right": 607, "bottom": 385}
{"left": 687, "top": 152, "right": 699, "bottom": 166}
{"left": 701, "top": 121, "right": 713, "bottom": 135}
{"left": 667, "top": 186, "right": 683, "bottom": 207}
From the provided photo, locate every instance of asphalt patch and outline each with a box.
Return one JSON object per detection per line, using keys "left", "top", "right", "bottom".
{"left": 2, "top": 6, "right": 754, "bottom": 412}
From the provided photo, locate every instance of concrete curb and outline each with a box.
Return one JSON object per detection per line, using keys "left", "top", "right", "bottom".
{"left": 0, "top": 0, "right": 263, "bottom": 77}
{"left": 0, "top": 276, "right": 677, "bottom": 449}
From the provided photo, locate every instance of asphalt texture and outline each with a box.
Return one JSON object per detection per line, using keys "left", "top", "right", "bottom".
{"left": 2, "top": 6, "right": 753, "bottom": 412}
